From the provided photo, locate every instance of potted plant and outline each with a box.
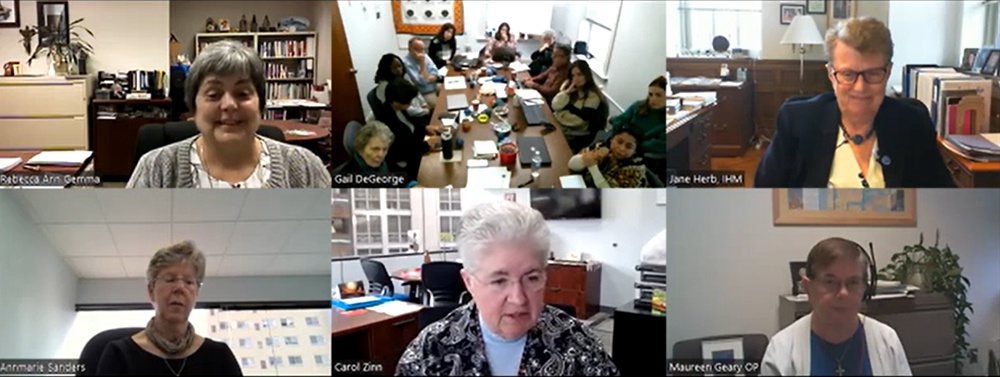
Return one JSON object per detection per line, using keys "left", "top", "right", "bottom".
{"left": 878, "top": 230, "right": 975, "bottom": 375}
{"left": 19, "top": 17, "right": 94, "bottom": 76}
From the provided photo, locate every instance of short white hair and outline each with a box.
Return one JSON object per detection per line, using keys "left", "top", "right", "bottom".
{"left": 457, "top": 201, "right": 550, "bottom": 274}
{"left": 542, "top": 30, "right": 555, "bottom": 40}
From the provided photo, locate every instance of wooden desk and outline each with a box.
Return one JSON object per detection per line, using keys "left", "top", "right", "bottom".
{"left": 90, "top": 99, "right": 171, "bottom": 180}
{"left": 666, "top": 104, "right": 716, "bottom": 172}
{"left": 779, "top": 293, "right": 955, "bottom": 376}
{"left": 0, "top": 150, "right": 95, "bottom": 187}
{"left": 670, "top": 80, "right": 755, "bottom": 157}
{"left": 417, "top": 69, "right": 572, "bottom": 188}
{"left": 265, "top": 120, "right": 331, "bottom": 143}
{"left": 332, "top": 308, "right": 420, "bottom": 376}
{"left": 937, "top": 138, "right": 1000, "bottom": 188}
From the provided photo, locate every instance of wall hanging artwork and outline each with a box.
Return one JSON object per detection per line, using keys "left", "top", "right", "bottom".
{"left": 392, "top": 0, "right": 464, "bottom": 36}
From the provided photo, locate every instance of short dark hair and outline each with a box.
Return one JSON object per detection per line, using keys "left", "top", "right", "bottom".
{"left": 386, "top": 78, "right": 418, "bottom": 106}
{"left": 806, "top": 237, "right": 870, "bottom": 282}
{"left": 608, "top": 124, "right": 643, "bottom": 156}
{"left": 553, "top": 44, "right": 572, "bottom": 60}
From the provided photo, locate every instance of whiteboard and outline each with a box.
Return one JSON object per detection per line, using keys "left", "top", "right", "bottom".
{"left": 484, "top": 1, "right": 554, "bottom": 37}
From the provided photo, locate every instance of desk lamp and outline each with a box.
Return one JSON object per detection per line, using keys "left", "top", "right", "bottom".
{"left": 780, "top": 15, "right": 824, "bottom": 94}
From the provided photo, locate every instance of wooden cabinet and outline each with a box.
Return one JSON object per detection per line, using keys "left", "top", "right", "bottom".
{"left": 666, "top": 104, "right": 714, "bottom": 172}
{"left": 545, "top": 261, "right": 602, "bottom": 320}
{"left": 0, "top": 76, "right": 90, "bottom": 149}
{"left": 671, "top": 81, "right": 755, "bottom": 157}
{"left": 90, "top": 99, "right": 171, "bottom": 180}
{"left": 333, "top": 310, "right": 420, "bottom": 376}
{"left": 779, "top": 292, "right": 955, "bottom": 376}
{"left": 938, "top": 141, "right": 1000, "bottom": 188}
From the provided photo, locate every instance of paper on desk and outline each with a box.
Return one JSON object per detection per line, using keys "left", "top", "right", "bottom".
{"left": 26, "top": 151, "right": 92, "bottom": 166}
{"left": 559, "top": 175, "right": 586, "bottom": 188}
{"left": 509, "top": 61, "right": 530, "bottom": 73}
{"left": 340, "top": 296, "right": 381, "bottom": 305}
{"left": 444, "top": 76, "right": 466, "bottom": 90}
{"left": 0, "top": 157, "right": 22, "bottom": 172}
{"left": 466, "top": 167, "right": 510, "bottom": 188}
{"left": 515, "top": 89, "right": 543, "bottom": 101}
{"left": 367, "top": 300, "right": 423, "bottom": 316}
{"left": 439, "top": 66, "right": 450, "bottom": 76}
{"left": 719, "top": 81, "right": 742, "bottom": 87}
{"left": 473, "top": 140, "right": 499, "bottom": 157}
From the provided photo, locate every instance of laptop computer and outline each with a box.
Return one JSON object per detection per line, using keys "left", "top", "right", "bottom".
{"left": 446, "top": 94, "right": 469, "bottom": 111}
{"left": 518, "top": 137, "right": 552, "bottom": 166}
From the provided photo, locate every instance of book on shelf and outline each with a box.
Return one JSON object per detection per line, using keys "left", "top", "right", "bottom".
{"left": 266, "top": 82, "right": 310, "bottom": 100}
{"left": 260, "top": 40, "right": 308, "bottom": 58}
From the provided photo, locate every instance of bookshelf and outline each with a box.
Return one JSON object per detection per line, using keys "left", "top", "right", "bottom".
{"left": 195, "top": 31, "right": 317, "bottom": 101}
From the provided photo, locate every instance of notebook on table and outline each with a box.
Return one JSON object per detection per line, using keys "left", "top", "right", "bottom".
{"left": 446, "top": 94, "right": 469, "bottom": 111}
{"left": 518, "top": 137, "right": 551, "bottom": 166}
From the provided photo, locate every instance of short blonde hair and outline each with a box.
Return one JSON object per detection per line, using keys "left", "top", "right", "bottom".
{"left": 146, "top": 240, "right": 206, "bottom": 284}
{"left": 824, "top": 17, "right": 894, "bottom": 65}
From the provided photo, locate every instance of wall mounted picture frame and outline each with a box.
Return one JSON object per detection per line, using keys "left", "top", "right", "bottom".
{"left": 36, "top": 1, "right": 68, "bottom": 47}
{"left": 962, "top": 48, "right": 979, "bottom": 70}
{"left": 392, "top": 0, "right": 464, "bottom": 36}
{"left": 0, "top": 0, "right": 21, "bottom": 28}
{"left": 789, "top": 261, "right": 808, "bottom": 295}
{"left": 772, "top": 189, "right": 916, "bottom": 226}
{"left": 831, "top": 0, "right": 855, "bottom": 19}
{"left": 984, "top": 49, "right": 1000, "bottom": 76}
{"left": 701, "top": 337, "right": 745, "bottom": 366}
{"left": 780, "top": 4, "right": 805, "bottom": 25}
{"left": 807, "top": 0, "right": 827, "bottom": 15}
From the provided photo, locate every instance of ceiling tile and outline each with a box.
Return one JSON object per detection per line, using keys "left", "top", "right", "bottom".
{"left": 239, "top": 190, "right": 329, "bottom": 220}
{"left": 172, "top": 222, "right": 236, "bottom": 256}
{"left": 216, "top": 255, "right": 276, "bottom": 277}
{"left": 96, "top": 190, "right": 172, "bottom": 223}
{"left": 18, "top": 191, "right": 105, "bottom": 224}
{"left": 226, "top": 221, "right": 297, "bottom": 254}
{"left": 281, "top": 220, "right": 331, "bottom": 254}
{"left": 121, "top": 257, "right": 151, "bottom": 279}
{"left": 110, "top": 224, "right": 173, "bottom": 256}
{"left": 41, "top": 224, "right": 117, "bottom": 257}
{"left": 68, "top": 257, "right": 126, "bottom": 278}
{"left": 269, "top": 254, "right": 331, "bottom": 275}
{"left": 172, "top": 191, "right": 247, "bottom": 222}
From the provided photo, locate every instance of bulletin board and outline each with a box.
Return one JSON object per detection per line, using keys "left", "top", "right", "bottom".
{"left": 392, "top": 0, "right": 465, "bottom": 36}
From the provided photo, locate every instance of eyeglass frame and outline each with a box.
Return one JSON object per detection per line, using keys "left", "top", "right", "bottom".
{"left": 808, "top": 275, "right": 867, "bottom": 295}
{"left": 152, "top": 275, "right": 203, "bottom": 290}
{"left": 827, "top": 63, "right": 892, "bottom": 85}
{"left": 468, "top": 269, "right": 547, "bottom": 295}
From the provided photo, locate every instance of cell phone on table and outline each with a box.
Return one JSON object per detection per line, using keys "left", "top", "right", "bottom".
{"left": 541, "top": 122, "right": 556, "bottom": 132}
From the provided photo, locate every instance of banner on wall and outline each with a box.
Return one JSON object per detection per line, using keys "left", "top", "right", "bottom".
{"left": 392, "top": 0, "right": 465, "bottom": 35}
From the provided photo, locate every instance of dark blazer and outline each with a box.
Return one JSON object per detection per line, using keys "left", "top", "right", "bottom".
{"left": 754, "top": 92, "right": 955, "bottom": 188}
{"left": 428, "top": 37, "right": 456, "bottom": 69}
{"left": 373, "top": 102, "right": 429, "bottom": 179}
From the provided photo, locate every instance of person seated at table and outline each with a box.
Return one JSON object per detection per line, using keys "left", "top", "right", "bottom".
{"left": 528, "top": 30, "right": 556, "bottom": 76}
{"left": 403, "top": 38, "right": 443, "bottom": 111}
{"left": 375, "top": 53, "right": 430, "bottom": 119}
{"left": 567, "top": 125, "right": 648, "bottom": 188}
{"left": 375, "top": 78, "right": 441, "bottom": 181}
{"left": 396, "top": 201, "right": 619, "bottom": 376}
{"left": 428, "top": 23, "right": 457, "bottom": 69}
{"left": 127, "top": 40, "right": 330, "bottom": 189}
{"left": 483, "top": 22, "right": 518, "bottom": 60}
{"left": 332, "top": 121, "right": 416, "bottom": 187}
{"left": 552, "top": 60, "right": 603, "bottom": 152}
{"left": 521, "top": 44, "right": 571, "bottom": 103}
{"left": 610, "top": 75, "right": 667, "bottom": 157}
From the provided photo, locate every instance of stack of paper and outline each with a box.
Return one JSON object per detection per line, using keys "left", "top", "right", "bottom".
{"left": 367, "top": 300, "right": 423, "bottom": 316}
{"left": 444, "top": 76, "right": 466, "bottom": 90}
{"left": 559, "top": 175, "right": 586, "bottom": 188}
{"left": 466, "top": 167, "right": 510, "bottom": 188}
{"left": 515, "top": 89, "right": 543, "bottom": 101}
{"left": 944, "top": 133, "right": 1000, "bottom": 161}
{"left": 509, "top": 61, "right": 530, "bottom": 73}
{"left": 26, "top": 151, "right": 93, "bottom": 166}
{"left": 473, "top": 141, "right": 499, "bottom": 158}
{"left": 0, "top": 157, "right": 22, "bottom": 172}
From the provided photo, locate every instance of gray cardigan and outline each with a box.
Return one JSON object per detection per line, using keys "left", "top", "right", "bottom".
{"left": 127, "top": 136, "right": 331, "bottom": 188}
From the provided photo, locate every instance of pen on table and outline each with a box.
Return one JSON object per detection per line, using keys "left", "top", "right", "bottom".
{"left": 23, "top": 165, "right": 40, "bottom": 171}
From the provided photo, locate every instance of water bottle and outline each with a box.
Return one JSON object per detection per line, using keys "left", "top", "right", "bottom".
{"left": 441, "top": 127, "right": 454, "bottom": 160}
{"left": 531, "top": 150, "right": 542, "bottom": 180}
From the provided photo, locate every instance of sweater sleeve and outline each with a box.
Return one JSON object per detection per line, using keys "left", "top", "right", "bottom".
{"left": 551, "top": 90, "right": 571, "bottom": 111}
{"left": 568, "top": 153, "right": 587, "bottom": 172}
{"left": 611, "top": 102, "right": 639, "bottom": 128}
{"left": 587, "top": 165, "right": 612, "bottom": 188}
{"left": 126, "top": 150, "right": 163, "bottom": 188}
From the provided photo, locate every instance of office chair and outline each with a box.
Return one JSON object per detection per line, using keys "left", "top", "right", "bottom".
{"left": 76, "top": 327, "right": 144, "bottom": 376}
{"left": 366, "top": 87, "right": 381, "bottom": 116}
{"left": 133, "top": 121, "right": 285, "bottom": 167}
{"left": 672, "top": 334, "right": 769, "bottom": 376}
{"left": 897, "top": 97, "right": 937, "bottom": 132}
{"left": 359, "top": 258, "right": 396, "bottom": 297}
{"left": 417, "top": 303, "right": 460, "bottom": 331}
{"left": 549, "top": 303, "right": 577, "bottom": 318}
{"left": 421, "top": 261, "right": 470, "bottom": 307}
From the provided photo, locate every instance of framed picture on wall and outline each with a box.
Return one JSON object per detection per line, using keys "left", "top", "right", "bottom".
{"left": 772, "top": 189, "right": 916, "bottom": 226}
{"left": 972, "top": 47, "right": 994, "bottom": 74}
{"left": 0, "top": 0, "right": 20, "bottom": 28}
{"left": 807, "top": 0, "right": 827, "bottom": 15}
{"left": 36, "top": 1, "right": 68, "bottom": 47}
{"left": 831, "top": 0, "right": 855, "bottom": 19}
{"left": 780, "top": 4, "right": 805, "bottom": 25}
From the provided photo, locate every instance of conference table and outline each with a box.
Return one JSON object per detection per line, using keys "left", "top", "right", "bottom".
{"left": 416, "top": 68, "right": 573, "bottom": 188}
{"left": 392, "top": 267, "right": 423, "bottom": 303}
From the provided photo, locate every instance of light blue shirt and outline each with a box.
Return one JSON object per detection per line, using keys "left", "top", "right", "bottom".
{"left": 402, "top": 53, "right": 441, "bottom": 94}
{"left": 479, "top": 314, "right": 526, "bottom": 376}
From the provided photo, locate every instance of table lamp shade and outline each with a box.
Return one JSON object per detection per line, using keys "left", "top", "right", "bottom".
{"left": 781, "top": 15, "right": 824, "bottom": 46}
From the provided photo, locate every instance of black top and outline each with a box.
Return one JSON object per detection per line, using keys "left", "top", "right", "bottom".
{"left": 96, "top": 336, "right": 243, "bottom": 376}
{"left": 754, "top": 92, "right": 955, "bottom": 188}
{"left": 529, "top": 45, "right": 554, "bottom": 77}
{"left": 373, "top": 102, "right": 431, "bottom": 180}
{"left": 428, "top": 37, "right": 456, "bottom": 69}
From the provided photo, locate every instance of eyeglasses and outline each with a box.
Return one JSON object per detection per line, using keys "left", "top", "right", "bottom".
{"left": 472, "top": 271, "right": 547, "bottom": 295}
{"left": 829, "top": 66, "right": 889, "bottom": 85}
{"left": 815, "top": 277, "right": 866, "bottom": 294}
{"left": 155, "top": 275, "right": 201, "bottom": 291}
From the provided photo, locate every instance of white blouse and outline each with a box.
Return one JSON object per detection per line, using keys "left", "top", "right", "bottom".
{"left": 828, "top": 131, "right": 885, "bottom": 188}
{"left": 189, "top": 137, "right": 272, "bottom": 189}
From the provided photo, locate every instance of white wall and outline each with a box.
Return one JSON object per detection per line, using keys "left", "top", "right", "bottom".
{"left": 0, "top": 192, "right": 78, "bottom": 358}
{"left": 887, "top": 0, "right": 964, "bottom": 91}
{"left": 603, "top": 1, "right": 665, "bottom": 114}
{"left": 666, "top": 0, "right": 680, "bottom": 58}
{"left": 665, "top": 189, "right": 1000, "bottom": 375}
{"left": 760, "top": 0, "right": 889, "bottom": 60}
{"left": 332, "top": 189, "right": 667, "bottom": 309}
{"left": 0, "top": 1, "right": 169, "bottom": 75}
{"left": 77, "top": 275, "right": 332, "bottom": 305}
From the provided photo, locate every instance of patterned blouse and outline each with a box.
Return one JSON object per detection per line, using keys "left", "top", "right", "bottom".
{"left": 396, "top": 302, "right": 619, "bottom": 376}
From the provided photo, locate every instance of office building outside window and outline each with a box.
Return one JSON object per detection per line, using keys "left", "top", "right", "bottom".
{"left": 207, "top": 308, "right": 331, "bottom": 376}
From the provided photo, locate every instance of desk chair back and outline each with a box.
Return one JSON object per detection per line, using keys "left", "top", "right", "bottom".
{"left": 672, "top": 334, "right": 769, "bottom": 376}
{"left": 77, "top": 327, "right": 144, "bottom": 376}
{"left": 360, "top": 258, "right": 395, "bottom": 296}
{"left": 418, "top": 303, "right": 460, "bottom": 332}
{"left": 134, "top": 121, "right": 285, "bottom": 167}
{"left": 421, "top": 261, "right": 469, "bottom": 307}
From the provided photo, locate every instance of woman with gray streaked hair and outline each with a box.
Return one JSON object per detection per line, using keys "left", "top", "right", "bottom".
{"left": 528, "top": 30, "right": 556, "bottom": 76}
{"left": 396, "top": 201, "right": 619, "bottom": 376}
{"left": 331, "top": 121, "right": 416, "bottom": 187}
{"left": 127, "top": 40, "right": 331, "bottom": 189}
{"left": 95, "top": 241, "right": 242, "bottom": 375}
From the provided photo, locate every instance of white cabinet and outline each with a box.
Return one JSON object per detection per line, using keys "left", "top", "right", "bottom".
{"left": 0, "top": 76, "right": 90, "bottom": 150}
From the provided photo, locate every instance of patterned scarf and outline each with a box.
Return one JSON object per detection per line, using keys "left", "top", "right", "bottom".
{"left": 144, "top": 317, "right": 195, "bottom": 356}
